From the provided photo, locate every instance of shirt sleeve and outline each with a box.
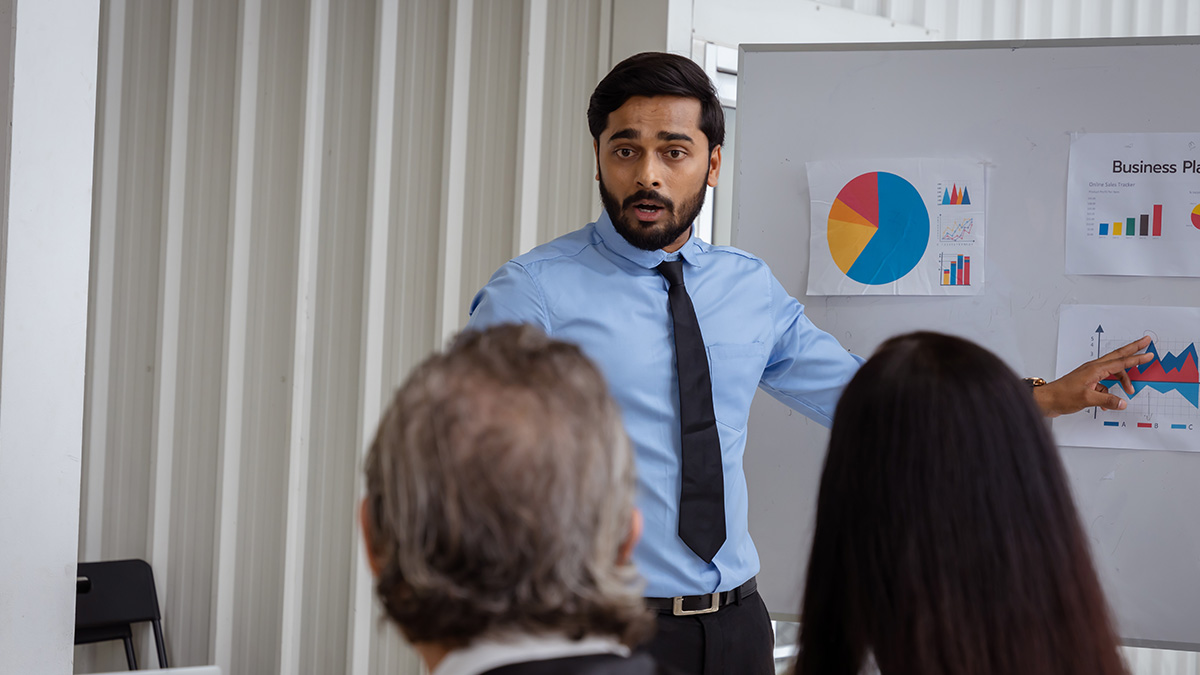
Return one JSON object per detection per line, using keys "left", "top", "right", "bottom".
{"left": 466, "top": 261, "right": 552, "bottom": 333}
{"left": 757, "top": 271, "right": 865, "bottom": 427}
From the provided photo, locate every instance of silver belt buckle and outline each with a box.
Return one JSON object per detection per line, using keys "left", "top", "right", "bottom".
{"left": 672, "top": 592, "right": 720, "bottom": 616}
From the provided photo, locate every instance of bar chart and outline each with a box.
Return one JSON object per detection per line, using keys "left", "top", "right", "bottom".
{"left": 1097, "top": 204, "right": 1162, "bottom": 237}
{"left": 938, "top": 252, "right": 971, "bottom": 286}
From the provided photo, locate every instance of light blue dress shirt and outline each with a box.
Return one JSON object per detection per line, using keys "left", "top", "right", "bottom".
{"left": 467, "top": 211, "right": 865, "bottom": 598}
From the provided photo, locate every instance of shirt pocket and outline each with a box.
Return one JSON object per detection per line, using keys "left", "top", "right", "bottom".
{"left": 706, "top": 342, "right": 769, "bottom": 433}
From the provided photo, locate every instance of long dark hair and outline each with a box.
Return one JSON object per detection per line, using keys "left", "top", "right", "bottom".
{"left": 587, "top": 52, "right": 724, "bottom": 153}
{"left": 796, "top": 332, "right": 1126, "bottom": 675}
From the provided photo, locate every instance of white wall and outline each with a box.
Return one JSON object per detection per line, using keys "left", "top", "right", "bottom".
{"left": 0, "top": 1, "right": 100, "bottom": 674}
{"left": 610, "top": 0, "right": 693, "bottom": 61}
{"left": 693, "top": 0, "right": 936, "bottom": 46}
{"left": 813, "top": 0, "right": 1200, "bottom": 40}
{"left": 693, "top": 0, "right": 1200, "bottom": 55}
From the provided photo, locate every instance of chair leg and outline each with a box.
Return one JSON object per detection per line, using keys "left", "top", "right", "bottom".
{"left": 152, "top": 619, "right": 169, "bottom": 668}
{"left": 122, "top": 635, "right": 138, "bottom": 670}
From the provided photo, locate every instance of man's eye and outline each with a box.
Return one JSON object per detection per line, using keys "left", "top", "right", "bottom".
{"left": 616, "top": 149, "right": 634, "bottom": 158}
{"left": 668, "top": 150, "right": 684, "bottom": 159}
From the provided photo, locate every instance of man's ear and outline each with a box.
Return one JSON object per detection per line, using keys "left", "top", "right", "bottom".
{"left": 707, "top": 145, "right": 722, "bottom": 188}
{"left": 619, "top": 508, "right": 643, "bottom": 565}
{"left": 593, "top": 139, "right": 600, "bottom": 181}
{"left": 360, "top": 499, "right": 382, "bottom": 578}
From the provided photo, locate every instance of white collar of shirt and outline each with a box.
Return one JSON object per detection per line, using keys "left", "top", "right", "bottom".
{"left": 431, "top": 632, "right": 631, "bottom": 675}
{"left": 595, "top": 210, "right": 707, "bottom": 269}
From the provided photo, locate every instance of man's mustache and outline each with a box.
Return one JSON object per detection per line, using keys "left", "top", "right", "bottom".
{"left": 622, "top": 190, "right": 675, "bottom": 213}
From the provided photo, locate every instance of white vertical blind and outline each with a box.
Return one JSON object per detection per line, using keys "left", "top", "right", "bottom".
{"left": 79, "top": 1, "right": 610, "bottom": 673}
{"left": 146, "top": 1, "right": 193, "bottom": 667}
{"left": 347, "top": 0, "right": 400, "bottom": 671}
{"left": 278, "top": 0, "right": 328, "bottom": 671}
{"left": 212, "top": 0, "right": 258, "bottom": 665}
{"left": 514, "top": 0, "right": 549, "bottom": 258}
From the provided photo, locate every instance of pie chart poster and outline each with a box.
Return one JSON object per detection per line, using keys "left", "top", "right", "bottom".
{"left": 806, "top": 158, "right": 986, "bottom": 296}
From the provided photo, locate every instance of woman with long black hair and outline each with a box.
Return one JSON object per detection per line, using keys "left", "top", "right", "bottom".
{"left": 795, "top": 332, "right": 1127, "bottom": 675}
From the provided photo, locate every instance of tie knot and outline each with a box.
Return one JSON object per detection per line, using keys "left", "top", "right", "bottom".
{"left": 655, "top": 259, "right": 685, "bottom": 287}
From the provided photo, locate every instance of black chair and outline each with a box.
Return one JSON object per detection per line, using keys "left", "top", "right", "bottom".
{"left": 75, "top": 559, "right": 169, "bottom": 670}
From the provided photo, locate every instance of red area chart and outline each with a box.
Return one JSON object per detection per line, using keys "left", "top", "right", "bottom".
{"left": 1102, "top": 341, "right": 1199, "bottom": 408}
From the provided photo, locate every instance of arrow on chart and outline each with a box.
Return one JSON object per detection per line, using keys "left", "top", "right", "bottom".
{"left": 1094, "top": 325, "right": 1104, "bottom": 419}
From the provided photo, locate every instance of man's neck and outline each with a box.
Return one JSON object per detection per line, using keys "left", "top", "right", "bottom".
{"left": 414, "top": 641, "right": 451, "bottom": 672}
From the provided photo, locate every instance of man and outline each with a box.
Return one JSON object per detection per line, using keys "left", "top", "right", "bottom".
{"left": 467, "top": 52, "right": 1152, "bottom": 674}
{"left": 360, "top": 324, "right": 674, "bottom": 675}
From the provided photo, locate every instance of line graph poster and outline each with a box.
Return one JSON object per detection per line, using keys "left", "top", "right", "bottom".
{"left": 1065, "top": 132, "right": 1200, "bottom": 277}
{"left": 1054, "top": 304, "right": 1200, "bottom": 452}
{"left": 806, "top": 158, "right": 985, "bottom": 295}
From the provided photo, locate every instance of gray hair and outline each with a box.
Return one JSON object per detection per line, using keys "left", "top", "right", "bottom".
{"left": 363, "top": 324, "right": 652, "bottom": 647}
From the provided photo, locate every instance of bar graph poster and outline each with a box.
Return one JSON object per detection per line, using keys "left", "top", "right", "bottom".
{"left": 1065, "top": 132, "right": 1200, "bottom": 277}
{"left": 1053, "top": 304, "right": 1200, "bottom": 452}
{"left": 806, "top": 158, "right": 985, "bottom": 295}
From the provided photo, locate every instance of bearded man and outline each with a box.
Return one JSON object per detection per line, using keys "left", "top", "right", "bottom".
{"left": 467, "top": 51, "right": 1152, "bottom": 675}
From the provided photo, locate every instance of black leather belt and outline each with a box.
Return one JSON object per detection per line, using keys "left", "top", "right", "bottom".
{"left": 645, "top": 577, "right": 758, "bottom": 616}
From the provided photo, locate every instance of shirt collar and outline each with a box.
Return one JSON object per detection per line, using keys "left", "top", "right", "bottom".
{"left": 595, "top": 210, "right": 707, "bottom": 270}
{"left": 432, "top": 632, "right": 630, "bottom": 675}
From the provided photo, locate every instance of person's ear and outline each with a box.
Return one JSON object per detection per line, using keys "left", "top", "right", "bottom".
{"left": 593, "top": 139, "right": 601, "bottom": 181}
{"left": 707, "top": 145, "right": 721, "bottom": 188}
{"left": 619, "top": 508, "right": 643, "bottom": 565}
{"left": 359, "top": 499, "right": 382, "bottom": 578}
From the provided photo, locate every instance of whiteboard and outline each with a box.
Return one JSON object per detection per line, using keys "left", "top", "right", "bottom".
{"left": 733, "top": 37, "right": 1200, "bottom": 650}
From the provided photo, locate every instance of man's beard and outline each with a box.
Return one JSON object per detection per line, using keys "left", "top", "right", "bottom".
{"left": 598, "top": 170, "right": 708, "bottom": 251}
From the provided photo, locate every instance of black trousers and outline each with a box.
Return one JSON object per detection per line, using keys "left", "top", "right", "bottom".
{"left": 641, "top": 591, "right": 775, "bottom": 675}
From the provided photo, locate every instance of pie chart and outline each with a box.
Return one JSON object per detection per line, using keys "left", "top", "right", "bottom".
{"left": 827, "top": 172, "right": 929, "bottom": 285}
{"left": 1192, "top": 203, "right": 1200, "bottom": 230}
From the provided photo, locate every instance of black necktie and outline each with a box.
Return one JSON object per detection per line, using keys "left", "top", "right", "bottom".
{"left": 656, "top": 259, "right": 726, "bottom": 563}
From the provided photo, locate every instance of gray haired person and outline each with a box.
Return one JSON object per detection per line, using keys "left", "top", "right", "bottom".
{"left": 360, "top": 324, "right": 677, "bottom": 675}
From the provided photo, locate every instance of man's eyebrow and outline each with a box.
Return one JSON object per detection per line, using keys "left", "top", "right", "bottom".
{"left": 607, "top": 128, "right": 639, "bottom": 142}
{"left": 659, "top": 131, "right": 694, "bottom": 143}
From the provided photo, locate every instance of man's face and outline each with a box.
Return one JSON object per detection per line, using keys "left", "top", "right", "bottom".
{"left": 594, "top": 96, "right": 721, "bottom": 253}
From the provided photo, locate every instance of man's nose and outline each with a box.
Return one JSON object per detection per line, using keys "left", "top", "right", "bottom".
{"left": 635, "top": 156, "right": 662, "bottom": 189}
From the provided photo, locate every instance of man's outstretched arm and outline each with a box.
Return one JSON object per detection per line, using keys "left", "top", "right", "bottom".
{"left": 1033, "top": 336, "right": 1154, "bottom": 418}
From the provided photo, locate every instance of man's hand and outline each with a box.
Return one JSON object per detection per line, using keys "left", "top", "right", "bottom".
{"left": 1033, "top": 336, "right": 1154, "bottom": 418}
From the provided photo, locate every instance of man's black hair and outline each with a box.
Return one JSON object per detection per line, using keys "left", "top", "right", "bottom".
{"left": 587, "top": 52, "right": 724, "bottom": 154}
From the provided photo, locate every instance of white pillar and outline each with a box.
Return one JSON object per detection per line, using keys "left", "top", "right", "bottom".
{"left": 0, "top": 0, "right": 101, "bottom": 672}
